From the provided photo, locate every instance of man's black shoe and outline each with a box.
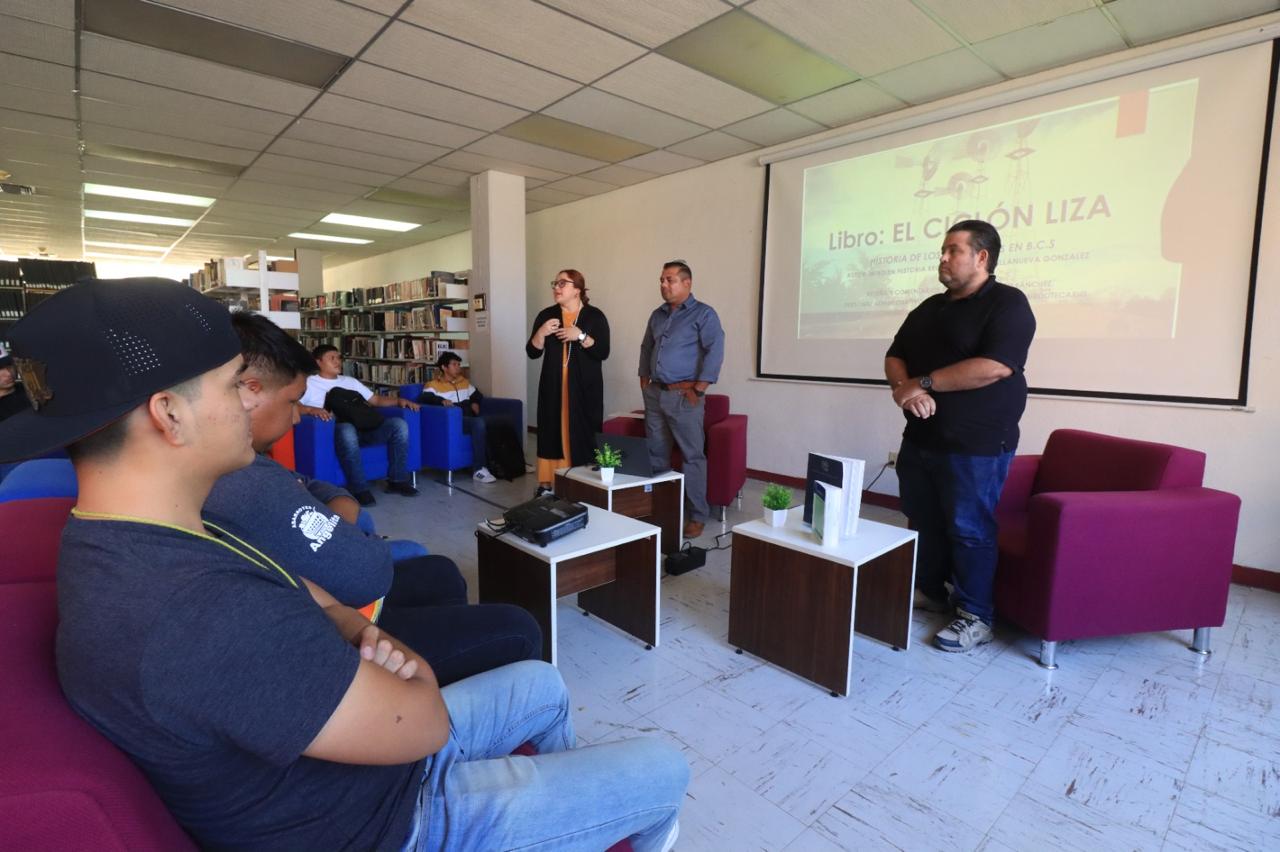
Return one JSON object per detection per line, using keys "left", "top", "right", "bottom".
{"left": 388, "top": 480, "right": 419, "bottom": 497}
{"left": 354, "top": 490, "right": 376, "bottom": 506}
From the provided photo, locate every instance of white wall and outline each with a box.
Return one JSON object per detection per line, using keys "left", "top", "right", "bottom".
{"left": 325, "top": 90, "right": 1279, "bottom": 578}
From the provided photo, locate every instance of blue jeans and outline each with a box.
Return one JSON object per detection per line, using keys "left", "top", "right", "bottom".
{"left": 334, "top": 417, "right": 409, "bottom": 493}
{"left": 896, "top": 439, "right": 1012, "bottom": 624}
{"left": 461, "top": 415, "right": 488, "bottom": 468}
{"left": 401, "top": 661, "right": 688, "bottom": 852}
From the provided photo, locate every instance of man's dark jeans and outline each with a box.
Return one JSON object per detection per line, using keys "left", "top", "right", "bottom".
{"left": 334, "top": 417, "right": 409, "bottom": 493}
{"left": 896, "top": 439, "right": 1013, "bottom": 624}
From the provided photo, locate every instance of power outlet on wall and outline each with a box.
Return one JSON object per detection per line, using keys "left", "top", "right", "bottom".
{"left": 887, "top": 451, "right": 898, "bottom": 468}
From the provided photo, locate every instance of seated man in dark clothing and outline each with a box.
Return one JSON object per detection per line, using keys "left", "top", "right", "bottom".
{"left": 0, "top": 279, "right": 687, "bottom": 851}
{"left": 204, "top": 311, "right": 541, "bottom": 686}
{"left": 418, "top": 350, "right": 508, "bottom": 483}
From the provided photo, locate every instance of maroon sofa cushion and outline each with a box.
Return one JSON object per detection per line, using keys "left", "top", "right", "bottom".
{"left": 0, "top": 581, "right": 195, "bottom": 851}
{"left": 0, "top": 497, "right": 75, "bottom": 584}
{"left": 1033, "top": 429, "right": 1205, "bottom": 494}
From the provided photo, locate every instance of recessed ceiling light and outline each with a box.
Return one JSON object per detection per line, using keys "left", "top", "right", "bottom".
{"left": 85, "top": 251, "right": 162, "bottom": 261}
{"left": 84, "top": 240, "right": 169, "bottom": 253}
{"left": 84, "top": 183, "right": 215, "bottom": 207}
{"left": 85, "top": 210, "right": 197, "bottom": 227}
{"left": 288, "top": 232, "right": 373, "bottom": 245}
{"left": 320, "top": 213, "right": 420, "bottom": 232}
{"left": 264, "top": 255, "right": 295, "bottom": 261}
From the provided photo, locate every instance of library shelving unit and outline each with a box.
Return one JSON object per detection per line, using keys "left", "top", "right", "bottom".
{"left": 189, "top": 251, "right": 300, "bottom": 330}
{"left": 1, "top": 259, "right": 97, "bottom": 350}
{"left": 298, "top": 271, "right": 469, "bottom": 391}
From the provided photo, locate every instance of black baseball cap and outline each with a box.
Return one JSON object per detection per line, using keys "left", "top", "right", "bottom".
{"left": 0, "top": 278, "right": 242, "bottom": 463}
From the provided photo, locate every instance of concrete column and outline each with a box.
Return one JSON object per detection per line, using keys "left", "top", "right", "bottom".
{"left": 294, "top": 248, "right": 324, "bottom": 297}
{"left": 468, "top": 170, "right": 527, "bottom": 404}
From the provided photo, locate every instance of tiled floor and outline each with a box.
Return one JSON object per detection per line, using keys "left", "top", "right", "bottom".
{"left": 366, "top": 454, "right": 1280, "bottom": 851}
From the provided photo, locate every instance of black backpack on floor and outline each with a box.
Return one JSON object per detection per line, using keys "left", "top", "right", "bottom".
{"left": 483, "top": 416, "right": 526, "bottom": 481}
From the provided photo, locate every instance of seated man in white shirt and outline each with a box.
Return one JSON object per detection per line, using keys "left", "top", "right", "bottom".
{"left": 299, "top": 344, "right": 420, "bottom": 506}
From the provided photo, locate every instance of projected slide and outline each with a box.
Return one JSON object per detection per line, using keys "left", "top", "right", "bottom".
{"left": 759, "top": 41, "right": 1269, "bottom": 402}
{"left": 798, "top": 82, "right": 1196, "bottom": 341}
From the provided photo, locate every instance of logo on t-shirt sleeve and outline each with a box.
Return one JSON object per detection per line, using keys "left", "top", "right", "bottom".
{"left": 291, "top": 506, "right": 340, "bottom": 552}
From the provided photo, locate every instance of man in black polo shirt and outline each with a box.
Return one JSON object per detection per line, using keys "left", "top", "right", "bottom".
{"left": 885, "top": 219, "right": 1036, "bottom": 653}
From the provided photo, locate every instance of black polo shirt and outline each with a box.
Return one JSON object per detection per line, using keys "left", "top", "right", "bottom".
{"left": 886, "top": 277, "right": 1036, "bottom": 455}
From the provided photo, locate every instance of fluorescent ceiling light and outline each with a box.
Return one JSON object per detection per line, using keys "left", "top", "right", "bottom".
{"left": 320, "top": 213, "right": 420, "bottom": 232}
{"left": 84, "top": 183, "right": 214, "bottom": 207}
{"left": 265, "top": 255, "right": 295, "bottom": 261}
{"left": 289, "top": 232, "right": 373, "bottom": 245}
{"left": 86, "top": 210, "right": 197, "bottom": 227}
{"left": 84, "top": 240, "right": 169, "bottom": 253}
{"left": 85, "top": 251, "right": 161, "bottom": 261}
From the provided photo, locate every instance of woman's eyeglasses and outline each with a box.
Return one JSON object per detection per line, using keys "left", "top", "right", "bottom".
{"left": 550, "top": 279, "right": 575, "bottom": 289}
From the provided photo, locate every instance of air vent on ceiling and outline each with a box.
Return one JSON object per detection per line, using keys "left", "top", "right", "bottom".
{"left": 0, "top": 183, "right": 36, "bottom": 196}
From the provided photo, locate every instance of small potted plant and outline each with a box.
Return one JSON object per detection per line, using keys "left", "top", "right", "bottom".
{"left": 762, "top": 483, "right": 792, "bottom": 526}
{"left": 594, "top": 443, "right": 623, "bottom": 484}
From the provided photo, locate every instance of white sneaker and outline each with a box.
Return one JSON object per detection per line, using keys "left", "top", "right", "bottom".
{"left": 473, "top": 467, "right": 497, "bottom": 483}
{"left": 934, "top": 609, "right": 993, "bottom": 652}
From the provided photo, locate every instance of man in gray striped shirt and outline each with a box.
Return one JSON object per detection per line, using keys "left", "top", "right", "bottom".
{"left": 638, "top": 260, "right": 725, "bottom": 540}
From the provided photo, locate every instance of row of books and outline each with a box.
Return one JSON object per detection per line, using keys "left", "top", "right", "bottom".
{"left": 0, "top": 262, "right": 20, "bottom": 287}
{"left": 302, "top": 317, "right": 341, "bottom": 331}
{"left": 345, "top": 335, "right": 469, "bottom": 362}
{"left": 0, "top": 289, "right": 23, "bottom": 318}
{"left": 18, "top": 259, "right": 95, "bottom": 285}
{"left": 343, "top": 361, "right": 430, "bottom": 386}
{"left": 299, "top": 271, "right": 465, "bottom": 311}
{"left": 342, "top": 304, "right": 466, "bottom": 332}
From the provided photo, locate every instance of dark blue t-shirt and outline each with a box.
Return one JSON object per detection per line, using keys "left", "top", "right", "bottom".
{"left": 204, "top": 454, "right": 393, "bottom": 607}
{"left": 886, "top": 277, "right": 1036, "bottom": 455}
{"left": 55, "top": 516, "right": 421, "bottom": 851}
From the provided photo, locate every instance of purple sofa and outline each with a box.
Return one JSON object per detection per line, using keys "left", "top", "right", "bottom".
{"left": 994, "top": 429, "right": 1241, "bottom": 669}
{"left": 0, "top": 496, "right": 196, "bottom": 850}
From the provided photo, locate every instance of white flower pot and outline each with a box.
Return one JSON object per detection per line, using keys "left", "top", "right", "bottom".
{"left": 764, "top": 508, "right": 787, "bottom": 526}
{"left": 600, "top": 467, "right": 615, "bottom": 484}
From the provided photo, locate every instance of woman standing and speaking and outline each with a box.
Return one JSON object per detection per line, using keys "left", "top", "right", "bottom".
{"left": 526, "top": 269, "right": 610, "bottom": 496}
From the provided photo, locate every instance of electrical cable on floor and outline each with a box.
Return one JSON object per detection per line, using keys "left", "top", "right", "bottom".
{"left": 864, "top": 461, "right": 891, "bottom": 492}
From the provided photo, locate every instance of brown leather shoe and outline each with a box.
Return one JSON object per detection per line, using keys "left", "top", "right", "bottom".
{"left": 683, "top": 520, "right": 705, "bottom": 539}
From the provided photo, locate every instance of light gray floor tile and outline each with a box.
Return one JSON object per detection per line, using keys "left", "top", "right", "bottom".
{"left": 676, "top": 766, "right": 807, "bottom": 852}
{"left": 986, "top": 777, "right": 1164, "bottom": 852}
{"left": 1162, "top": 781, "right": 1280, "bottom": 851}
{"left": 645, "top": 683, "right": 775, "bottom": 764}
{"left": 814, "top": 776, "right": 987, "bottom": 852}
{"left": 1184, "top": 735, "right": 1280, "bottom": 818}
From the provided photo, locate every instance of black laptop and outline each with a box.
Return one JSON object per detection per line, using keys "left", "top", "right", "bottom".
{"left": 593, "top": 432, "right": 657, "bottom": 477}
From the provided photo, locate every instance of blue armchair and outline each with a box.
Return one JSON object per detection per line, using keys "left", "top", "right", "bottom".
{"left": 293, "top": 407, "right": 422, "bottom": 488}
{"left": 399, "top": 383, "right": 522, "bottom": 484}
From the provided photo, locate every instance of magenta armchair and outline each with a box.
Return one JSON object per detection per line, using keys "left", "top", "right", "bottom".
{"left": 604, "top": 394, "right": 748, "bottom": 520}
{"left": 994, "top": 429, "right": 1241, "bottom": 669}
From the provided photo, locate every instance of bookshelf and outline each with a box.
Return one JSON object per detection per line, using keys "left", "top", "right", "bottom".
{"left": 299, "top": 270, "right": 470, "bottom": 390}
{"left": 189, "top": 251, "right": 300, "bottom": 330}
{"left": 0, "top": 259, "right": 97, "bottom": 350}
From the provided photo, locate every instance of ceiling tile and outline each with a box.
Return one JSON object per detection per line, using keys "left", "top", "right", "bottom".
{"left": 388, "top": 177, "right": 470, "bottom": 200}
{"left": 267, "top": 138, "right": 423, "bottom": 177}
{"left": 80, "top": 98, "right": 278, "bottom": 151}
{"left": 344, "top": 0, "right": 403, "bottom": 12}
{"left": 435, "top": 150, "right": 567, "bottom": 183}
{"left": 81, "top": 123, "right": 257, "bottom": 167}
{"left": 0, "top": 13, "right": 76, "bottom": 64}
{"left": 667, "top": 131, "right": 759, "bottom": 160}
{"left": 0, "top": 54, "right": 75, "bottom": 95}
{"left": 658, "top": 10, "right": 859, "bottom": 105}
{"left": 80, "top": 72, "right": 294, "bottom": 134}
{"left": 0, "top": 109, "right": 77, "bottom": 138}
{"left": 221, "top": 179, "right": 360, "bottom": 210}
{"left": 2, "top": 0, "right": 75, "bottom": 28}
{"left": 82, "top": 156, "right": 239, "bottom": 191}
{"left": 327, "top": 198, "right": 443, "bottom": 224}
{"left": 282, "top": 120, "right": 449, "bottom": 164}
{"left": 540, "top": 0, "right": 729, "bottom": 48}
{"left": 1106, "top": 0, "right": 1280, "bottom": 45}
{"left": 305, "top": 94, "right": 486, "bottom": 149}
{"left": 526, "top": 185, "right": 585, "bottom": 205}
{"left": 542, "top": 175, "right": 619, "bottom": 196}
{"left": 466, "top": 135, "right": 608, "bottom": 175}
{"left": 80, "top": 34, "right": 318, "bottom": 115}
{"left": 363, "top": 22, "right": 580, "bottom": 111}
{"left": 617, "top": 150, "right": 705, "bottom": 175}
{"left": 749, "top": 0, "right": 960, "bottom": 77}
{"left": 237, "top": 166, "right": 379, "bottom": 196}
{"left": 789, "top": 80, "right": 906, "bottom": 127}
{"left": 719, "top": 108, "right": 826, "bottom": 146}
{"left": 148, "top": 0, "right": 388, "bottom": 54}
{"left": 400, "top": 0, "right": 645, "bottom": 83}
{"left": 329, "top": 62, "right": 528, "bottom": 132}
{"left": 924, "top": 0, "right": 1096, "bottom": 43}
{"left": 499, "top": 114, "right": 653, "bottom": 162}
{"left": 545, "top": 88, "right": 708, "bottom": 148}
{"left": 975, "top": 8, "right": 1127, "bottom": 77}
{"left": 0, "top": 84, "right": 73, "bottom": 120}
{"left": 871, "top": 48, "right": 1004, "bottom": 105}
{"left": 595, "top": 54, "right": 775, "bottom": 127}
{"left": 207, "top": 200, "right": 328, "bottom": 222}
{"left": 254, "top": 153, "right": 402, "bottom": 188}
{"left": 405, "top": 164, "right": 475, "bottom": 188}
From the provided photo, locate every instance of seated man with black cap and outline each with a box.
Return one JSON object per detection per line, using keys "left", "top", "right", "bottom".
{"left": 205, "top": 311, "right": 541, "bottom": 686}
{"left": 0, "top": 278, "right": 687, "bottom": 851}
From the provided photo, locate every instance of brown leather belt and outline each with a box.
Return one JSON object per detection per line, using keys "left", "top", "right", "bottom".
{"left": 653, "top": 380, "right": 696, "bottom": 391}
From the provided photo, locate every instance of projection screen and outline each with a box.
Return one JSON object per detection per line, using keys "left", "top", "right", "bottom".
{"left": 758, "top": 41, "right": 1275, "bottom": 405}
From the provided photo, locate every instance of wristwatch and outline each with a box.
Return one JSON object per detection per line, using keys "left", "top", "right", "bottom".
{"left": 918, "top": 375, "right": 933, "bottom": 390}
{"left": 577, "top": 330, "right": 587, "bottom": 342}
